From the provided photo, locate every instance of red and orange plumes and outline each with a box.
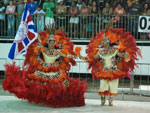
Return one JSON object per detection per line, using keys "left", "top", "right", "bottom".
{"left": 3, "top": 30, "right": 87, "bottom": 107}
{"left": 86, "top": 28, "right": 142, "bottom": 80}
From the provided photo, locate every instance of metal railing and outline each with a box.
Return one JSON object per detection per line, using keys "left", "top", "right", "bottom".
{"left": 0, "top": 58, "right": 150, "bottom": 96}
{"left": 0, "top": 14, "right": 150, "bottom": 41}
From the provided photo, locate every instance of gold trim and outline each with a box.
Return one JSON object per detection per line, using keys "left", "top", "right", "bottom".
{"left": 98, "top": 49, "right": 117, "bottom": 57}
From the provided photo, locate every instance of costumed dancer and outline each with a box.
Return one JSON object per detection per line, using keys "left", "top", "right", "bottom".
{"left": 2, "top": 28, "right": 87, "bottom": 107}
{"left": 79, "top": 19, "right": 142, "bottom": 106}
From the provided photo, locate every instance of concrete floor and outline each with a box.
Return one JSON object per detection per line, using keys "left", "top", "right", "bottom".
{"left": 0, "top": 96, "right": 150, "bottom": 113}
{"left": 1, "top": 80, "right": 150, "bottom": 113}
{"left": 1, "top": 87, "right": 150, "bottom": 102}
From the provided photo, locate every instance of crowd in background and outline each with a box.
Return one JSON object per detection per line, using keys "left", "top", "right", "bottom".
{"left": 0, "top": 0, "right": 150, "bottom": 40}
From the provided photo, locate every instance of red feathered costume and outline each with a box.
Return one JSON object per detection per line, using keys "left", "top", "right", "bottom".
{"left": 2, "top": 30, "right": 87, "bottom": 107}
{"left": 86, "top": 28, "right": 142, "bottom": 96}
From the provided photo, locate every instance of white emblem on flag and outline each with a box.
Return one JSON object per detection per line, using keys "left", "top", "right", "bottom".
{"left": 15, "top": 22, "right": 28, "bottom": 43}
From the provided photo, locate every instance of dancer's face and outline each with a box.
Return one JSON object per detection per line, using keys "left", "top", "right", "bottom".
{"left": 48, "top": 40, "right": 55, "bottom": 49}
{"left": 103, "top": 38, "right": 110, "bottom": 48}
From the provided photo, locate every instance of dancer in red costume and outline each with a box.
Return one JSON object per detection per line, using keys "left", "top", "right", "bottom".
{"left": 2, "top": 28, "right": 87, "bottom": 107}
{"left": 79, "top": 19, "right": 142, "bottom": 106}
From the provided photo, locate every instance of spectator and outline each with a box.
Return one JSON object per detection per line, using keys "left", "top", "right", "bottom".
{"left": 87, "top": 0, "right": 92, "bottom": 7}
{"left": 26, "top": 0, "right": 37, "bottom": 16}
{"left": 147, "top": 9, "right": 150, "bottom": 40}
{"left": 2, "top": 0, "right": 8, "bottom": 6}
{"left": 6, "top": 0, "right": 16, "bottom": 36}
{"left": 147, "top": 8, "right": 150, "bottom": 15}
{"left": 80, "top": 1, "right": 90, "bottom": 38}
{"left": 102, "top": 2, "right": 113, "bottom": 17}
{"left": 43, "top": 0, "right": 55, "bottom": 28}
{"left": 17, "top": 0, "right": 25, "bottom": 15}
{"left": 76, "top": 0, "right": 82, "bottom": 11}
{"left": 56, "top": 0, "right": 67, "bottom": 31}
{"left": 69, "top": 1, "right": 79, "bottom": 38}
{"left": 24, "top": 0, "right": 28, "bottom": 3}
{"left": 102, "top": 2, "right": 113, "bottom": 27}
{"left": 35, "top": 0, "right": 44, "bottom": 7}
{"left": 54, "top": 0, "right": 58, "bottom": 4}
{"left": 112, "top": 0, "right": 128, "bottom": 9}
{"left": 13, "top": 0, "right": 18, "bottom": 6}
{"left": 140, "top": 3, "right": 149, "bottom": 40}
{"left": 142, "top": 3, "right": 149, "bottom": 15}
{"left": 90, "top": 1, "right": 99, "bottom": 36}
{"left": 119, "top": 0, "right": 129, "bottom": 13}
{"left": 16, "top": 0, "right": 25, "bottom": 27}
{"left": 34, "top": 5, "right": 45, "bottom": 32}
{"left": 0, "top": 2, "right": 5, "bottom": 36}
{"left": 129, "top": 0, "right": 142, "bottom": 39}
{"left": 129, "top": 0, "right": 142, "bottom": 15}
{"left": 114, "top": 3, "right": 126, "bottom": 28}
{"left": 147, "top": 0, "right": 150, "bottom": 4}
{"left": 97, "top": 0, "right": 105, "bottom": 11}
{"left": 114, "top": 3, "right": 126, "bottom": 18}
{"left": 65, "top": 0, "right": 72, "bottom": 7}
{"left": 34, "top": 0, "right": 38, "bottom": 4}
{"left": 127, "top": 0, "right": 134, "bottom": 7}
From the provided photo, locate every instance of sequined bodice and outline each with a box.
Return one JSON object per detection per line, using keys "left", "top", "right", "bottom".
{"left": 98, "top": 48, "right": 118, "bottom": 71}
{"left": 42, "top": 52, "right": 60, "bottom": 63}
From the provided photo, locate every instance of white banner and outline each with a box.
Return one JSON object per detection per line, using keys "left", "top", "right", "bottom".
{"left": 138, "top": 16, "right": 150, "bottom": 33}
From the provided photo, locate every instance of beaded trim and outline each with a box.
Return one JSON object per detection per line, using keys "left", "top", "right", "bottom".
{"left": 35, "top": 71, "right": 61, "bottom": 80}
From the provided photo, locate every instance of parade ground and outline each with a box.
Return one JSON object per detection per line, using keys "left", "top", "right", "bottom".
{"left": 0, "top": 92, "right": 150, "bottom": 113}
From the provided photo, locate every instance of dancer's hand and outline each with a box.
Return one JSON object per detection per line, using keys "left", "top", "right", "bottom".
{"left": 67, "top": 54, "right": 76, "bottom": 59}
{"left": 124, "top": 52, "right": 130, "bottom": 62}
{"left": 38, "top": 34, "right": 41, "bottom": 42}
{"left": 124, "top": 52, "right": 129, "bottom": 58}
{"left": 79, "top": 54, "right": 85, "bottom": 61}
{"left": 37, "top": 34, "right": 42, "bottom": 49}
{"left": 60, "top": 52, "right": 76, "bottom": 59}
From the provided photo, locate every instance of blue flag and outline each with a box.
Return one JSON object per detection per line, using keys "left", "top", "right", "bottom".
{"left": 8, "top": 5, "right": 37, "bottom": 60}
